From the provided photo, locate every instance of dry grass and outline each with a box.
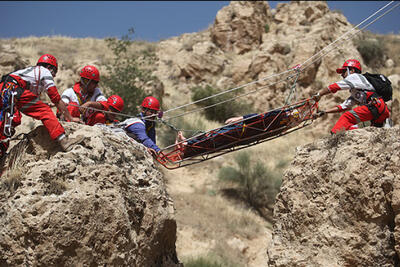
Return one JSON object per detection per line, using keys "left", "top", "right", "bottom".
{"left": 175, "top": 193, "right": 263, "bottom": 241}
{"left": 1, "top": 139, "right": 27, "bottom": 193}
{"left": 173, "top": 192, "right": 264, "bottom": 266}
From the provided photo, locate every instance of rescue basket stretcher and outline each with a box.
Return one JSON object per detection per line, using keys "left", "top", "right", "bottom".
{"left": 155, "top": 98, "right": 319, "bottom": 169}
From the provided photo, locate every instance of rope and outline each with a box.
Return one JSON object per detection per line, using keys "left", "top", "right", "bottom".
{"left": 64, "top": 102, "right": 159, "bottom": 122}
{"left": 303, "top": 1, "right": 400, "bottom": 70}
{"left": 162, "top": 71, "right": 298, "bottom": 121}
{"left": 162, "top": 69, "right": 295, "bottom": 116}
{"left": 284, "top": 68, "right": 301, "bottom": 106}
{"left": 160, "top": 1, "right": 398, "bottom": 117}
{"left": 159, "top": 118, "right": 205, "bottom": 135}
{"left": 300, "top": 1, "right": 398, "bottom": 71}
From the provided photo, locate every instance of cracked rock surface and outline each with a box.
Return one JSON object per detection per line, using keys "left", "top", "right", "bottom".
{"left": 268, "top": 126, "right": 400, "bottom": 267}
{"left": 0, "top": 123, "right": 180, "bottom": 267}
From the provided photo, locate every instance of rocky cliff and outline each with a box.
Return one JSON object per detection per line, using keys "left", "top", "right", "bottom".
{"left": 0, "top": 123, "right": 180, "bottom": 266}
{"left": 268, "top": 126, "right": 400, "bottom": 266}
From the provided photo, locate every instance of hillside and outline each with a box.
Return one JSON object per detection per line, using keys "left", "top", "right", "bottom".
{"left": 0, "top": 1, "right": 399, "bottom": 266}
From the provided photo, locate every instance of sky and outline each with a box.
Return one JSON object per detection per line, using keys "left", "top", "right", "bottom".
{"left": 0, "top": 1, "right": 399, "bottom": 41}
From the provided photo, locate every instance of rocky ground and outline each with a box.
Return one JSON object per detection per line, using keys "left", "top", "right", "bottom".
{"left": 0, "top": 123, "right": 180, "bottom": 266}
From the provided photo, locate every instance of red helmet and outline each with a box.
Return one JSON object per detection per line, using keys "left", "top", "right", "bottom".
{"left": 141, "top": 96, "right": 160, "bottom": 111}
{"left": 107, "top": 95, "right": 124, "bottom": 112}
{"left": 336, "top": 59, "right": 362, "bottom": 74}
{"left": 37, "top": 54, "right": 58, "bottom": 70}
{"left": 80, "top": 65, "right": 100, "bottom": 82}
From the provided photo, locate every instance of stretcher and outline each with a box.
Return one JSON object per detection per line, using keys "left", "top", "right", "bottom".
{"left": 155, "top": 98, "right": 319, "bottom": 169}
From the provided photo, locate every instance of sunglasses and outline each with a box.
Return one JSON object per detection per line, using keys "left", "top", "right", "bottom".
{"left": 144, "top": 108, "right": 158, "bottom": 114}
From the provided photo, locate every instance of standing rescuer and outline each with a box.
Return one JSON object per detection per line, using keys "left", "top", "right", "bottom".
{"left": 312, "top": 59, "right": 390, "bottom": 133}
{"left": 0, "top": 54, "right": 83, "bottom": 156}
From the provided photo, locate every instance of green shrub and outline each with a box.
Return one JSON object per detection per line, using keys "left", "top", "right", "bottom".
{"left": 191, "top": 85, "right": 252, "bottom": 123}
{"left": 355, "top": 37, "right": 386, "bottom": 67}
{"left": 264, "top": 24, "right": 270, "bottom": 33}
{"left": 218, "top": 151, "right": 281, "bottom": 211}
{"left": 101, "top": 28, "right": 158, "bottom": 116}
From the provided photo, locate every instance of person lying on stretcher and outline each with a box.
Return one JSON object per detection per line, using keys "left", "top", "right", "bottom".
{"left": 174, "top": 107, "right": 302, "bottom": 159}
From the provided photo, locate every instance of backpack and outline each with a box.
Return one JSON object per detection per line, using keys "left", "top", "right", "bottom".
{"left": 363, "top": 72, "right": 393, "bottom": 102}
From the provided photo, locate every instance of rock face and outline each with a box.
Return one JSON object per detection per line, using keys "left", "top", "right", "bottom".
{"left": 0, "top": 123, "right": 180, "bottom": 266}
{"left": 268, "top": 126, "right": 400, "bottom": 266}
{"left": 211, "top": 1, "right": 272, "bottom": 54}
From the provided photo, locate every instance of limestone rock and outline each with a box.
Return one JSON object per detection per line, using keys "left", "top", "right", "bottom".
{"left": 0, "top": 49, "right": 29, "bottom": 74}
{"left": 211, "top": 1, "right": 272, "bottom": 54}
{"left": 268, "top": 126, "right": 400, "bottom": 266}
{"left": 388, "top": 74, "right": 400, "bottom": 88}
{"left": 0, "top": 123, "right": 181, "bottom": 266}
{"left": 385, "top": 58, "right": 395, "bottom": 68}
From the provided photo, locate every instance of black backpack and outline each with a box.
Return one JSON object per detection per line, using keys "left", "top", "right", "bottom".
{"left": 363, "top": 72, "right": 393, "bottom": 102}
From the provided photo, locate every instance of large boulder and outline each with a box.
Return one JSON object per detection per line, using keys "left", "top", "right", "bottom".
{"left": 211, "top": 1, "right": 272, "bottom": 54}
{"left": 268, "top": 126, "right": 400, "bottom": 266}
{"left": 0, "top": 123, "right": 180, "bottom": 266}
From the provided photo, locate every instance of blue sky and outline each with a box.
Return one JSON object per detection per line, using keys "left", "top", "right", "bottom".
{"left": 0, "top": 1, "right": 399, "bottom": 41}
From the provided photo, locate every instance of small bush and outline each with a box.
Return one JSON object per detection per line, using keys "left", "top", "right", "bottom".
{"left": 264, "top": 24, "right": 270, "bottom": 33}
{"left": 218, "top": 151, "right": 281, "bottom": 212}
{"left": 191, "top": 85, "right": 252, "bottom": 123}
{"left": 355, "top": 37, "right": 386, "bottom": 67}
{"left": 102, "top": 28, "right": 158, "bottom": 116}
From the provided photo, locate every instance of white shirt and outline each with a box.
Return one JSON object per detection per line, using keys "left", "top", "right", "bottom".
{"left": 11, "top": 66, "right": 55, "bottom": 95}
{"left": 61, "top": 87, "right": 107, "bottom": 105}
{"left": 329, "top": 73, "right": 375, "bottom": 110}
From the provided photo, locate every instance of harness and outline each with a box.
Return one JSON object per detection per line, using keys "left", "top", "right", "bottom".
{"left": 0, "top": 74, "right": 27, "bottom": 137}
{"left": 365, "top": 92, "right": 387, "bottom": 127}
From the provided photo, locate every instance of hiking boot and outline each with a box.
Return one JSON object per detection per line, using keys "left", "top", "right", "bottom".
{"left": 58, "top": 135, "right": 85, "bottom": 152}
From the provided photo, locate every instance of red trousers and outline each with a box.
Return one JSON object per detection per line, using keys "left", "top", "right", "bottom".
{"left": 331, "top": 98, "right": 389, "bottom": 133}
{"left": 0, "top": 82, "right": 65, "bottom": 151}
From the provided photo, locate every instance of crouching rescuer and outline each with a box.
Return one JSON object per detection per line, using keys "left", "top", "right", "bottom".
{"left": 312, "top": 59, "right": 390, "bottom": 133}
{"left": 0, "top": 54, "right": 83, "bottom": 158}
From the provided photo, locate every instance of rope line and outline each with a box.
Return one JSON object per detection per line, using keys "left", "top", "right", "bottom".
{"left": 162, "top": 69, "right": 295, "bottom": 115}
{"left": 160, "top": 1, "right": 397, "bottom": 117}
{"left": 301, "top": 1, "right": 400, "bottom": 72}
{"left": 300, "top": 1, "right": 396, "bottom": 71}
{"left": 162, "top": 71, "right": 299, "bottom": 121}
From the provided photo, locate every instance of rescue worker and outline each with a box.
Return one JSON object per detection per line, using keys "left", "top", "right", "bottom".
{"left": 0, "top": 54, "right": 82, "bottom": 155}
{"left": 119, "top": 96, "right": 161, "bottom": 155}
{"left": 60, "top": 65, "right": 107, "bottom": 122}
{"left": 84, "top": 95, "right": 124, "bottom": 126}
{"left": 312, "top": 59, "right": 390, "bottom": 133}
